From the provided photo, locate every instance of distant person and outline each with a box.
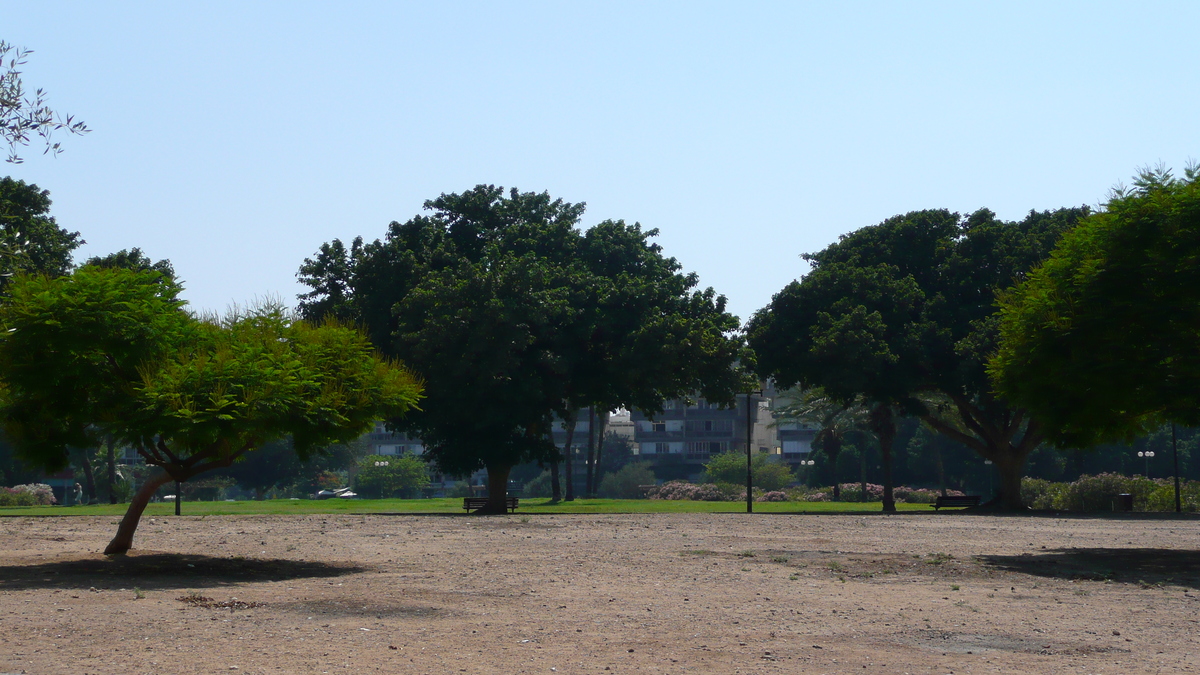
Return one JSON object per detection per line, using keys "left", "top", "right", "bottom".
{"left": 72, "top": 483, "right": 84, "bottom": 506}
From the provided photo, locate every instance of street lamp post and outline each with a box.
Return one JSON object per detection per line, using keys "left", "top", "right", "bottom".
{"left": 746, "top": 391, "right": 756, "bottom": 514}
{"left": 374, "top": 460, "right": 389, "bottom": 499}
{"left": 984, "top": 460, "right": 993, "bottom": 499}
{"left": 1172, "top": 424, "right": 1182, "bottom": 513}
{"left": 1138, "top": 451, "right": 1155, "bottom": 478}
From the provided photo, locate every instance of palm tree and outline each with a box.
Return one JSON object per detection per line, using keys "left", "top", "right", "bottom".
{"left": 773, "top": 387, "right": 872, "bottom": 501}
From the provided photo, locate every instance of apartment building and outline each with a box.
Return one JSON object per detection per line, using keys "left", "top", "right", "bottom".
{"left": 629, "top": 392, "right": 778, "bottom": 481}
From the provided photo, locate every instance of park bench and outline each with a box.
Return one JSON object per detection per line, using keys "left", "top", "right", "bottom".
{"left": 463, "top": 497, "right": 520, "bottom": 513}
{"left": 931, "top": 495, "right": 982, "bottom": 510}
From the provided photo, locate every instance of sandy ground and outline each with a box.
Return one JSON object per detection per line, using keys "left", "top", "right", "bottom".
{"left": 0, "top": 511, "right": 1198, "bottom": 675}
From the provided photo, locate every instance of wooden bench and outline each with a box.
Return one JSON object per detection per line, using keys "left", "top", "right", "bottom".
{"left": 463, "top": 497, "right": 519, "bottom": 513}
{"left": 931, "top": 495, "right": 982, "bottom": 510}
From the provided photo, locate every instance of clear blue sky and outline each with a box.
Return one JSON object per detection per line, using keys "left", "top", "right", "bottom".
{"left": 7, "top": 2, "right": 1198, "bottom": 323}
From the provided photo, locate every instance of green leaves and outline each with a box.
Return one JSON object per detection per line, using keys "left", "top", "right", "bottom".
{"left": 991, "top": 167, "right": 1200, "bottom": 446}
{"left": 298, "top": 185, "right": 747, "bottom": 480}
{"left": 0, "top": 268, "right": 422, "bottom": 471}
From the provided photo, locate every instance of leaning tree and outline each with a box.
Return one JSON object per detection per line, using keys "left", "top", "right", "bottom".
{"left": 0, "top": 266, "right": 422, "bottom": 553}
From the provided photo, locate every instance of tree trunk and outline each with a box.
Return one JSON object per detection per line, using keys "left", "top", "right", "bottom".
{"left": 78, "top": 450, "right": 97, "bottom": 504}
{"left": 585, "top": 406, "right": 595, "bottom": 497}
{"left": 870, "top": 403, "right": 897, "bottom": 513}
{"left": 563, "top": 414, "right": 577, "bottom": 501}
{"left": 935, "top": 443, "right": 947, "bottom": 496}
{"left": 918, "top": 399, "right": 1041, "bottom": 511}
{"left": 994, "top": 454, "right": 1027, "bottom": 510}
{"left": 104, "top": 469, "right": 174, "bottom": 555}
{"left": 549, "top": 455, "right": 561, "bottom": 502}
{"left": 826, "top": 436, "right": 842, "bottom": 501}
{"left": 474, "top": 463, "right": 513, "bottom": 515}
{"left": 592, "top": 409, "right": 609, "bottom": 496}
{"left": 543, "top": 422, "right": 561, "bottom": 502}
{"left": 106, "top": 438, "right": 118, "bottom": 504}
{"left": 859, "top": 449, "right": 867, "bottom": 503}
{"left": 254, "top": 486, "right": 266, "bottom": 501}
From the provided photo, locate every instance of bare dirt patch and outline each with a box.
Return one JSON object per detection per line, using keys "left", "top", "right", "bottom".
{"left": 1, "top": 512, "right": 1197, "bottom": 674}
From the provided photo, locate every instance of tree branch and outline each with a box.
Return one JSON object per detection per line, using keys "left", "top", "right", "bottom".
{"left": 919, "top": 412, "right": 988, "bottom": 455}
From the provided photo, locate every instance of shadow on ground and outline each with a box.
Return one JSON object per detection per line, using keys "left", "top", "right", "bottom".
{"left": 979, "top": 548, "right": 1200, "bottom": 589}
{"left": 0, "top": 553, "right": 365, "bottom": 592}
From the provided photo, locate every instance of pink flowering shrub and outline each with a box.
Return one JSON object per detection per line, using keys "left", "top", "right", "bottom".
{"left": 0, "top": 483, "right": 57, "bottom": 506}
{"left": 833, "top": 483, "right": 962, "bottom": 503}
{"left": 803, "top": 491, "right": 830, "bottom": 502}
{"left": 647, "top": 480, "right": 727, "bottom": 501}
{"left": 755, "top": 491, "right": 788, "bottom": 502}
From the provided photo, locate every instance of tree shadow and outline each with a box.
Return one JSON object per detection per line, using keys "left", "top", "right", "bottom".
{"left": 979, "top": 548, "right": 1200, "bottom": 589}
{"left": 0, "top": 553, "right": 365, "bottom": 592}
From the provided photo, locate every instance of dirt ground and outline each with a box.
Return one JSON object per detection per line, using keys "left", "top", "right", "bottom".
{"left": 1, "top": 511, "right": 1198, "bottom": 675}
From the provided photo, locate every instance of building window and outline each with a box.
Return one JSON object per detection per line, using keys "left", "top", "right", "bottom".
{"left": 652, "top": 422, "right": 666, "bottom": 433}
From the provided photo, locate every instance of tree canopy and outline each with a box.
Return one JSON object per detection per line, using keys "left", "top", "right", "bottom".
{"left": 0, "top": 266, "right": 422, "bottom": 552}
{"left": 0, "top": 177, "right": 82, "bottom": 291}
{"left": 991, "top": 165, "right": 1200, "bottom": 447}
{"left": 298, "top": 185, "right": 748, "bottom": 512}
{"left": 748, "top": 206, "right": 1088, "bottom": 509}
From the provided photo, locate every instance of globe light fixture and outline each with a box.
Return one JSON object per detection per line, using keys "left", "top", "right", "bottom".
{"left": 1137, "top": 451, "right": 1154, "bottom": 477}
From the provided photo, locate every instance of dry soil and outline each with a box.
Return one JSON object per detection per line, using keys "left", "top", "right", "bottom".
{"left": 1, "top": 511, "right": 1198, "bottom": 674}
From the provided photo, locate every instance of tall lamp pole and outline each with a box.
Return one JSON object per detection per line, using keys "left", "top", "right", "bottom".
{"left": 746, "top": 389, "right": 761, "bottom": 514}
{"left": 1172, "top": 424, "right": 1182, "bottom": 513}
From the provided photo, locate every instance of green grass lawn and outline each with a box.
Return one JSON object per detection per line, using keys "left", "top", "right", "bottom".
{"left": 0, "top": 497, "right": 937, "bottom": 517}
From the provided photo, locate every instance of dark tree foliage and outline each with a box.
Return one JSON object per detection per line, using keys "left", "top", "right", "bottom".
{"left": 298, "top": 185, "right": 748, "bottom": 513}
{"left": 0, "top": 177, "right": 81, "bottom": 292}
{"left": 84, "top": 247, "right": 176, "bottom": 284}
{"left": 749, "top": 206, "right": 1089, "bottom": 510}
{"left": 992, "top": 166, "right": 1200, "bottom": 447}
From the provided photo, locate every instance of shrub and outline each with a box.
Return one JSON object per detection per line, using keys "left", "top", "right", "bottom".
{"left": 598, "top": 463, "right": 656, "bottom": 499}
{"left": 802, "top": 491, "right": 830, "bottom": 502}
{"left": 837, "top": 483, "right": 884, "bottom": 501}
{"left": 522, "top": 470, "right": 561, "bottom": 498}
{"left": 756, "top": 490, "right": 788, "bottom": 502}
{"left": 0, "top": 483, "right": 56, "bottom": 506}
{"left": 703, "top": 452, "right": 795, "bottom": 492}
{"left": 1062, "top": 473, "right": 1156, "bottom": 511}
{"left": 447, "top": 481, "right": 473, "bottom": 498}
{"left": 647, "top": 480, "right": 728, "bottom": 501}
{"left": 354, "top": 455, "right": 429, "bottom": 499}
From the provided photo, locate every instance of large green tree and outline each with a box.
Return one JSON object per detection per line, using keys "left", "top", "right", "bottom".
{"left": 991, "top": 165, "right": 1200, "bottom": 447}
{"left": 0, "top": 266, "right": 422, "bottom": 553}
{"left": 0, "top": 177, "right": 81, "bottom": 291}
{"left": 749, "top": 207, "right": 1088, "bottom": 510}
{"left": 298, "top": 185, "right": 747, "bottom": 513}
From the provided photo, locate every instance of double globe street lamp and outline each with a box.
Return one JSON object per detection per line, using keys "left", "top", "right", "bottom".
{"left": 1138, "top": 451, "right": 1154, "bottom": 478}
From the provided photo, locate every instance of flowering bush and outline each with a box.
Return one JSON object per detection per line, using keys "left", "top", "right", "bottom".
{"left": 1021, "top": 474, "right": 1200, "bottom": 511}
{"left": 0, "top": 484, "right": 57, "bottom": 506}
{"left": 647, "top": 480, "right": 728, "bottom": 501}
{"left": 803, "top": 491, "right": 830, "bottom": 502}
{"left": 894, "top": 487, "right": 949, "bottom": 504}
{"left": 756, "top": 491, "right": 788, "bottom": 502}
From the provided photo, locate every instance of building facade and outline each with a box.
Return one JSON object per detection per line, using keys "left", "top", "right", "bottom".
{"left": 629, "top": 392, "right": 778, "bottom": 481}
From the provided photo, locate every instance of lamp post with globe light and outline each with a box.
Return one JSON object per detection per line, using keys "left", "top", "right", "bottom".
{"left": 1138, "top": 451, "right": 1154, "bottom": 478}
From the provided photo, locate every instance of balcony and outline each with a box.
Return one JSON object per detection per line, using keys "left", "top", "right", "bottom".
{"left": 633, "top": 430, "right": 686, "bottom": 441}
